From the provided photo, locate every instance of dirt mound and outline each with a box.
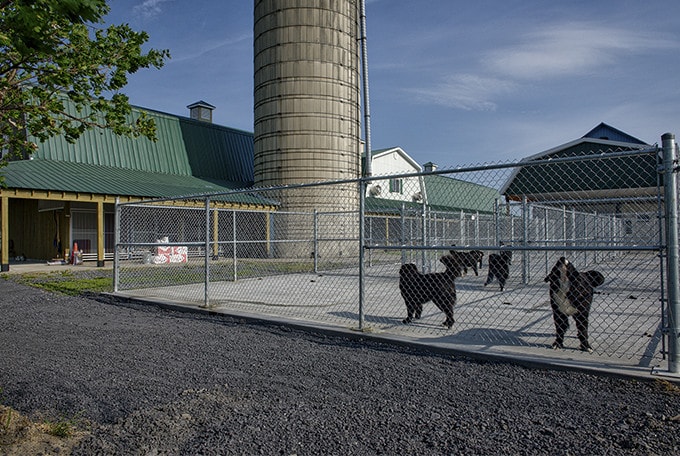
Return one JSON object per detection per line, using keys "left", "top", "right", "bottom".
{"left": 0, "top": 405, "right": 86, "bottom": 456}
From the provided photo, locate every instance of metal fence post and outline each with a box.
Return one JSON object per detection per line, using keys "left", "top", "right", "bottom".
{"left": 232, "top": 210, "right": 237, "bottom": 281}
{"left": 400, "top": 202, "right": 406, "bottom": 265}
{"left": 113, "top": 197, "right": 120, "bottom": 293}
{"left": 204, "top": 197, "right": 210, "bottom": 308}
{"left": 313, "top": 209, "right": 319, "bottom": 273}
{"left": 367, "top": 214, "right": 373, "bottom": 267}
{"left": 494, "top": 198, "right": 499, "bottom": 246}
{"left": 358, "top": 179, "right": 366, "bottom": 330}
{"left": 421, "top": 203, "right": 427, "bottom": 271}
{"left": 662, "top": 133, "right": 679, "bottom": 373}
{"left": 522, "top": 195, "right": 528, "bottom": 284}
{"left": 543, "top": 207, "right": 549, "bottom": 275}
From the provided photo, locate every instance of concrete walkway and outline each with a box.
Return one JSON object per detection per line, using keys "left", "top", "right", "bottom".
{"left": 113, "top": 268, "right": 678, "bottom": 383}
{"left": 2, "top": 260, "right": 112, "bottom": 274}
{"left": 5, "top": 260, "right": 678, "bottom": 382}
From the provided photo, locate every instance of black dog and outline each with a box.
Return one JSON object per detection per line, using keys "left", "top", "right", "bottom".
{"left": 484, "top": 249, "right": 512, "bottom": 291}
{"left": 399, "top": 254, "right": 463, "bottom": 329}
{"left": 544, "top": 257, "right": 605, "bottom": 353}
{"left": 449, "top": 250, "right": 484, "bottom": 276}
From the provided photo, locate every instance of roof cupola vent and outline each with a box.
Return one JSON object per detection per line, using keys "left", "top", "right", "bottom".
{"left": 187, "top": 100, "right": 216, "bottom": 123}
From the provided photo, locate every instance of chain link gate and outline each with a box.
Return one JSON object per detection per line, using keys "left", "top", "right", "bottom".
{"left": 114, "top": 135, "right": 680, "bottom": 375}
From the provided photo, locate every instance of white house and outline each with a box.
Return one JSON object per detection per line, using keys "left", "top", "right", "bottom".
{"left": 365, "top": 147, "right": 426, "bottom": 203}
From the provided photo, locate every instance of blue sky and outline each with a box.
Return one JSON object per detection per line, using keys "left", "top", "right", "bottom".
{"left": 105, "top": 0, "right": 680, "bottom": 167}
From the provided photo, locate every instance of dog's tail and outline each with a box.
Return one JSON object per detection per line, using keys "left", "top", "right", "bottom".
{"left": 584, "top": 270, "right": 605, "bottom": 288}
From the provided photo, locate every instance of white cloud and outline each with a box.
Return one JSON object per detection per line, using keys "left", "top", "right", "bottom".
{"left": 408, "top": 74, "right": 516, "bottom": 111}
{"left": 133, "top": 0, "right": 172, "bottom": 19}
{"left": 168, "top": 32, "right": 252, "bottom": 64}
{"left": 407, "top": 21, "right": 679, "bottom": 113}
{"left": 484, "top": 22, "right": 678, "bottom": 80}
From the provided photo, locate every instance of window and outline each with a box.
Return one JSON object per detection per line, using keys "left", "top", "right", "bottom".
{"left": 389, "top": 178, "right": 403, "bottom": 194}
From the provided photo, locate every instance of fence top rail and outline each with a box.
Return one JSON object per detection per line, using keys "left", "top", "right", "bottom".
{"left": 510, "top": 196, "right": 661, "bottom": 209}
{"left": 369, "top": 244, "right": 661, "bottom": 252}
{"left": 118, "top": 241, "right": 206, "bottom": 248}
{"left": 363, "top": 146, "right": 660, "bottom": 183}
{"left": 115, "top": 147, "right": 660, "bottom": 207}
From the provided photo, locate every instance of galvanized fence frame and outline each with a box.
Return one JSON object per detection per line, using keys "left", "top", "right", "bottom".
{"left": 114, "top": 135, "right": 680, "bottom": 374}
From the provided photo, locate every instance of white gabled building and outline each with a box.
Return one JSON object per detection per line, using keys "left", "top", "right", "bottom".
{"left": 365, "top": 147, "right": 426, "bottom": 203}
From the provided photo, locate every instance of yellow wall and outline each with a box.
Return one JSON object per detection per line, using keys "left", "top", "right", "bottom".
{"left": 9, "top": 199, "right": 70, "bottom": 261}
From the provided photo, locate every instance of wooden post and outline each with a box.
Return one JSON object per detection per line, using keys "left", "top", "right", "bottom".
{"left": 1, "top": 196, "right": 9, "bottom": 271}
{"left": 212, "top": 206, "right": 219, "bottom": 259}
{"left": 97, "top": 201, "right": 105, "bottom": 267}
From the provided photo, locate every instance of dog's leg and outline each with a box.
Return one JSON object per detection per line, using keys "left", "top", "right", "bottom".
{"left": 441, "top": 306, "right": 455, "bottom": 329}
{"left": 484, "top": 270, "right": 494, "bottom": 286}
{"left": 442, "top": 304, "right": 455, "bottom": 329}
{"left": 499, "top": 265, "right": 511, "bottom": 291}
{"left": 447, "top": 295, "right": 456, "bottom": 329}
{"left": 551, "top": 308, "right": 569, "bottom": 349}
{"left": 403, "top": 300, "right": 416, "bottom": 324}
{"left": 433, "top": 297, "right": 455, "bottom": 329}
{"left": 574, "top": 310, "right": 593, "bottom": 353}
{"left": 472, "top": 263, "right": 478, "bottom": 276}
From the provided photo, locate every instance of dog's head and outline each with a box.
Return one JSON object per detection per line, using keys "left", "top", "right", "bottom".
{"left": 545, "top": 257, "right": 605, "bottom": 288}
{"left": 399, "top": 263, "right": 420, "bottom": 278}
{"left": 440, "top": 254, "right": 464, "bottom": 276}
{"left": 447, "top": 250, "right": 464, "bottom": 264}
{"left": 583, "top": 270, "right": 605, "bottom": 288}
{"left": 545, "top": 257, "right": 573, "bottom": 285}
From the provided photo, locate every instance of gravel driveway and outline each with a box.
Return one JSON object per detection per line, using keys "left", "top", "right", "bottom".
{"left": 0, "top": 279, "right": 678, "bottom": 455}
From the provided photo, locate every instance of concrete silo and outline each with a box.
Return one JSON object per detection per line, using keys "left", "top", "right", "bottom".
{"left": 254, "top": 0, "right": 362, "bottom": 257}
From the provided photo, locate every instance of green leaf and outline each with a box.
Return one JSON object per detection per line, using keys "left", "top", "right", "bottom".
{"left": 0, "top": 0, "right": 170, "bottom": 162}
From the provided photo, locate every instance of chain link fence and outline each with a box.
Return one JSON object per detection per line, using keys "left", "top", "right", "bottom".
{"left": 114, "top": 140, "right": 680, "bottom": 372}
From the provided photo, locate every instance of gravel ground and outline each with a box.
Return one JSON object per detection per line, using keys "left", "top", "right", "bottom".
{"left": 0, "top": 278, "right": 679, "bottom": 455}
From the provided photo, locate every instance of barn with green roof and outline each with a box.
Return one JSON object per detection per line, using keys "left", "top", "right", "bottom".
{"left": 501, "top": 123, "right": 657, "bottom": 210}
{"left": 0, "top": 102, "right": 268, "bottom": 270}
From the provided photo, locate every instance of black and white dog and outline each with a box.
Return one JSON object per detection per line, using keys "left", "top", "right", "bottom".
{"left": 449, "top": 250, "right": 484, "bottom": 276}
{"left": 544, "top": 257, "right": 605, "bottom": 353}
{"left": 399, "top": 254, "right": 463, "bottom": 329}
{"left": 484, "top": 249, "right": 512, "bottom": 291}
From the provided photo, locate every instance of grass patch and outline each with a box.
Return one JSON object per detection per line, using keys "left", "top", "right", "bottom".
{"left": 5, "top": 257, "right": 359, "bottom": 295}
{"left": 42, "top": 412, "right": 83, "bottom": 439}
{"left": 31, "top": 277, "right": 113, "bottom": 295}
{"left": 9, "top": 271, "right": 113, "bottom": 296}
{"left": 655, "top": 379, "right": 680, "bottom": 395}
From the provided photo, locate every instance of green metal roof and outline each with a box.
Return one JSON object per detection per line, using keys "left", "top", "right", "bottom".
{"left": 1, "top": 159, "right": 266, "bottom": 205}
{"left": 178, "top": 118, "right": 253, "bottom": 184}
{"left": 422, "top": 174, "right": 499, "bottom": 213}
{"left": 29, "top": 107, "right": 194, "bottom": 175}
{"left": 366, "top": 175, "right": 500, "bottom": 214}
{"left": 365, "top": 197, "right": 422, "bottom": 214}
{"left": 27, "top": 103, "right": 254, "bottom": 184}
{"left": 502, "top": 140, "right": 657, "bottom": 199}
{"left": 3, "top": 100, "right": 256, "bottom": 203}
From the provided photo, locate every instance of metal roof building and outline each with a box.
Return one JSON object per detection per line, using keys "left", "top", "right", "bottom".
{"left": 0, "top": 102, "right": 264, "bottom": 270}
{"left": 501, "top": 123, "right": 657, "bottom": 205}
